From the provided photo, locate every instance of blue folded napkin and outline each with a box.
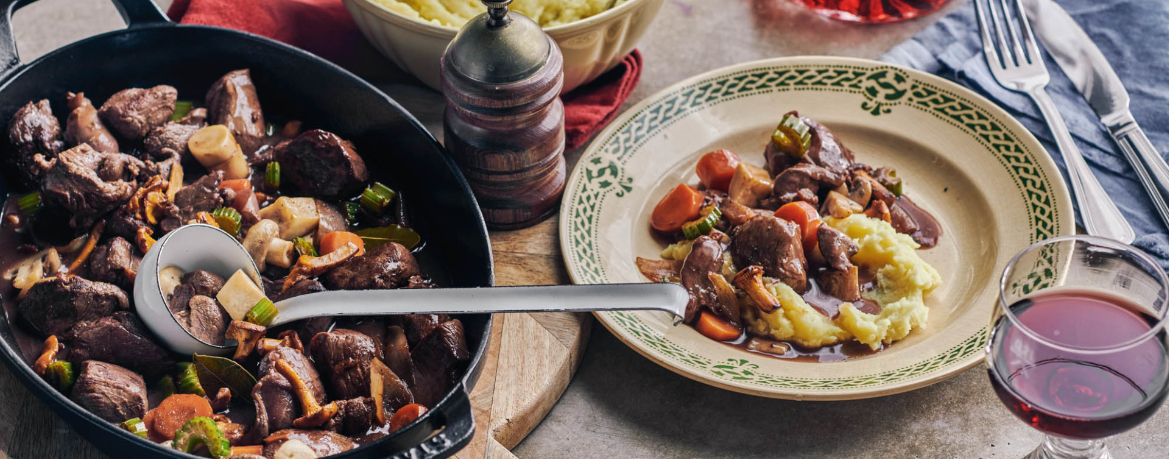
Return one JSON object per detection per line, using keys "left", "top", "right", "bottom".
{"left": 880, "top": 0, "right": 1169, "bottom": 267}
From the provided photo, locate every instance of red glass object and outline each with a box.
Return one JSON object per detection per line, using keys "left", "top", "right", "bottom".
{"left": 792, "top": 0, "right": 951, "bottom": 23}
{"left": 987, "top": 291, "right": 1169, "bottom": 440}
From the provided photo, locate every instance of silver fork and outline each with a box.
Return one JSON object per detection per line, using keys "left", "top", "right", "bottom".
{"left": 975, "top": 0, "right": 1135, "bottom": 243}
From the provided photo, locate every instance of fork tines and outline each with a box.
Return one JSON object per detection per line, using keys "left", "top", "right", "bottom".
{"left": 975, "top": 0, "right": 1043, "bottom": 72}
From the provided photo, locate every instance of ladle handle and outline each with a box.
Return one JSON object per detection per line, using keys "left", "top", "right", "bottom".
{"left": 270, "top": 283, "right": 689, "bottom": 326}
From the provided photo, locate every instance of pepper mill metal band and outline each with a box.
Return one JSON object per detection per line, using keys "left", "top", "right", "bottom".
{"left": 440, "top": 0, "right": 566, "bottom": 230}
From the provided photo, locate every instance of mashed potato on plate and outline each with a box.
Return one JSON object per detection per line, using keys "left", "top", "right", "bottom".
{"left": 372, "top": 0, "right": 621, "bottom": 28}
{"left": 742, "top": 214, "right": 942, "bottom": 350}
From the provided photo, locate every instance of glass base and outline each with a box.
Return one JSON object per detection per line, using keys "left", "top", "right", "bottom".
{"left": 1027, "top": 436, "right": 1112, "bottom": 459}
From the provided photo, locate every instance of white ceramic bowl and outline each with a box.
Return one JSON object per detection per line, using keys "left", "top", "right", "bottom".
{"left": 343, "top": 0, "right": 666, "bottom": 92}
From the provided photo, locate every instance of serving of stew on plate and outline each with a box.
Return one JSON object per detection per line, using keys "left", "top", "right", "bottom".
{"left": 638, "top": 111, "right": 945, "bottom": 363}
{"left": 1, "top": 69, "right": 468, "bottom": 458}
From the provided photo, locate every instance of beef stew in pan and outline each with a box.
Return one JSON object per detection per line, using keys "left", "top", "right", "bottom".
{"left": 2, "top": 69, "right": 468, "bottom": 458}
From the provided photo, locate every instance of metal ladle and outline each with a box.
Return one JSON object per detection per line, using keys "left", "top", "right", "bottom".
{"left": 133, "top": 224, "right": 687, "bottom": 356}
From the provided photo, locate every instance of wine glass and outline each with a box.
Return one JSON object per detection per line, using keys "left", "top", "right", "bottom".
{"left": 988, "top": 235, "right": 1169, "bottom": 459}
{"left": 790, "top": 0, "right": 952, "bottom": 23}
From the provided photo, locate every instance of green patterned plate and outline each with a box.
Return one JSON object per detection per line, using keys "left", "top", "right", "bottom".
{"left": 558, "top": 57, "right": 1074, "bottom": 400}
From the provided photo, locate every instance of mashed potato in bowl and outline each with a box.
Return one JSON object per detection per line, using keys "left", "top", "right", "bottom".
{"left": 741, "top": 214, "right": 943, "bottom": 350}
{"left": 371, "top": 0, "right": 623, "bottom": 28}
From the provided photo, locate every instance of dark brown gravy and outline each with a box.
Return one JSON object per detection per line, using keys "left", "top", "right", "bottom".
{"left": 725, "top": 266, "right": 883, "bottom": 362}
{"left": 0, "top": 198, "right": 63, "bottom": 364}
{"left": 892, "top": 195, "right": 941, "bottom": 249}
{"left": 726, "top": 334, "right": 880, "bottom": 363}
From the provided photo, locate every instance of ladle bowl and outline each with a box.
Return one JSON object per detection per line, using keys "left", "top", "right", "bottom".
{"left": 135, "top": 224, "right": 689, "bottom": 356}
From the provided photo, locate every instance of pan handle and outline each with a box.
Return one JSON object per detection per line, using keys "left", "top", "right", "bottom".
{"left": 0, "top": 0, "right": 168, "bottom": 81}
{"left": 384, "top": 386, "right": 476, "bottom": 459}
{"left": 111, "top": 0, "right": 170, "bottom": 27}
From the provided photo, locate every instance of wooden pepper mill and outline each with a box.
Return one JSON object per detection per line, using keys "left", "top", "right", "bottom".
{"left": 440, "top": 0, "right": 566, "bottom": 230}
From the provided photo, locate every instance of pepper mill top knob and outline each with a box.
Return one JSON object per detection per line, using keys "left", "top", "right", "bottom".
{"left": 445, "top": 0, "right": 550, "bottom": 85}
{"left": 484, "top": 0, "right": 511, "bottom": 26}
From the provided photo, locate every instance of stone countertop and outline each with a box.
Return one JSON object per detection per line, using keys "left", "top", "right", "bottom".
{"left": 5, "top": 0, "right": 1167, "bottom": 458}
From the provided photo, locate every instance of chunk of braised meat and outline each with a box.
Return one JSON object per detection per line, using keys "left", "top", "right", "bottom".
{"left": 817, "top": 223, "right": 858, "bottom": 272}
{"left": 398, "top": 314, "right": 450, "bottom": 348}
{"left": 70, "top": 361, "right": 147, "bottom": 423}
{"left": 184, "top": 295, "right": 230, "bottom": 345}
{"left": 262, "top": 429, "right": 356, "bottom": 458}
{"left": 37, "top": 143, "right": 144, "bottom": 229}
{"left": 316, "top": 199, "right": 350, "bottom": 239}
{"left": 143, "top": 108, "right": 208, "bottom": 160}
{"left": 206, "top": 69, "right": 266, "bottom": 155}
{"left": 275, "top": 278, "right": 326, "bottom": 302}
{"left": 88, "top": 236, "right": 140, "bottom": 290}
{"left": 729, "top": 215, "right": 808, "bottom": 292}
{"left": 169, "top": 284, "right": 195, "bottom": 315}
{"left": 64, "top": 311, "right": 174, "bottom": 377}
{"left": 764, "top": 163, "right": 845, "bottom": 208}
{"left": 250, "top": 346, "right": 326, "bottom": 440}
{"left": 819, "top": 265, "right": 861, "bottom": 303}
{"left": 274, "top": 129, "right": 369, "bottom": 199}
{"left": 181, "top": 270, "right": 225, "bottom": 297}
{"left": 173, "top": 171, "right": 224, "bottom": 221}
{"left": 678, "top": 236, "right": 724, "bottom": 324}
{"left": 341, "top": 318, "right": 385, "bottom": 362}
{"left": 410, "top": 319, "right": 469, "bottom": 407}
{"left": 803, "top": 115, "right": 855, "bottom": 175}
{"left": 322, "top": 242, "right": 423, "bottom": 291}
{"left": 384, "top": 325, "right": 415, "bottom": 388}
{"left": 7, "top": 99, "right": 64, "bottom": 187}
{"left": 764, "top": 111, "right": 854, "bottom": 178}
{"left": 326, "top": 397, "right": 378, "bottom": 435}
{"left": 310, "top": 329, "right": 379, "bottom": 400}
{"left": 64, "top": 92, "right": 118, "bottom": 153}
{"left": 105, "top": 207, "right": 150, "bottom": 242}
{"left": 19, "top": 274, "right": 128, "bottom": 336}
{"left": 97, "top": 85, "right": 177, "bottom": 140}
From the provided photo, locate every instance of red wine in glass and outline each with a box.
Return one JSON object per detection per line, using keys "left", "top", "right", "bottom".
{"left": 987, "top": 290, "right": 1169, "bottom": 440}
{"left": 793, "top": 0, "right": 951, "bottom": 23}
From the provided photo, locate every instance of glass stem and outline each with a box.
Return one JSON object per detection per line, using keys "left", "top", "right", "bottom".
{"left": 1029, "top": 436, "right": 1111, "bottom": 459}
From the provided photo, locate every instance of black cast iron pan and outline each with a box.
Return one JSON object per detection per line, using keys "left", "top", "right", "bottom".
{"left": 0, "top": 0, "right": 494, "bottom": 457}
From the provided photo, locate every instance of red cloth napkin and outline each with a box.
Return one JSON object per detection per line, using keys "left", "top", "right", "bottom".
{"left": 562, "top": 50, "right": 641, "bottom": 149}
{"left": 167, "top": 0, "right": 642, "bottom": 150}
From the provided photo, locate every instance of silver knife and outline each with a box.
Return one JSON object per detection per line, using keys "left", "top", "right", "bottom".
{"left": 1027, "top": 0, "right": 1169, "bottom": 229}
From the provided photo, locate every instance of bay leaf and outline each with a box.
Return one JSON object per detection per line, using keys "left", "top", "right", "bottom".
{"left": 193, "top": 353, "right": 258, "bottom": 402}
{"left": 355, "top": 224, "right": 421, "bottom": 250}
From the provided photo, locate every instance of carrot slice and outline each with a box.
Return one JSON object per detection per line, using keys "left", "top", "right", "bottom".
{"left": 695, "top": 312, "right": 742, "bottom": 341}
{"left": 774, "top": 201, "right": 821, "bottom": 251}
{"left": 320, "top": 231, "right": 365, "bottom": 256}
{"left": 219, "top": 178, "right": 251, "bottom": 193}
{"left": 389, "top": 403, "right": 428, "bottom": 432}
{"left": 695, "top": 149, "right": 740, "bottom": 192}
{"left": 148, "top": 394, "right": 213, "bottom": 441}
{"left": 650, "top": 184, "right": 705, "bottom": 233}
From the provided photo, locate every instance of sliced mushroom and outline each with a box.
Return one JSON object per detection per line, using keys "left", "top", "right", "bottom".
{"left": 226, "top": 320, "right": 266, "bottom": 361}
{"left": 33, "top": 335, "right": 61, "bottom": 375}
{"left": 274, "top": 359, "right": 338, "bottom": 428}
{"left": 7, "top": 248, "right": 61, "bottom": 290}
{"left": 242, "top": 219, "right": 279, "bottom": 271}
{"left": 257, "top": 330, "right": 304, "bottom": 355}
{"left": 732, "top": 266, "right": 781, "bottom": 313}
{"left": 821, "top": 191, "right": 863, "bottom": 219}
{"left": 864, "top": 200, "right": 892, "bottom": 223}
{"left": 282, "top": 242, "right": 359, "bottom": 292}
{"left": 847, "top": 175, "right": 872, "bottom": 207}
{"left": 706, "top": 272, "right": 741, "bottom": 326}
{"left": 266, "top": 238, "right": 296, "bottom": 269}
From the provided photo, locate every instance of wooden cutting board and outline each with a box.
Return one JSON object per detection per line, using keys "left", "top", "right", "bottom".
{"left": 454, "top": 217, "right": 591, "bottom": 459}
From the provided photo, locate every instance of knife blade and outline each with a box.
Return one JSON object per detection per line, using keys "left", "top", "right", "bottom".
{"left": 1027, "top": 0, "right": 1169, "bottom": 229}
